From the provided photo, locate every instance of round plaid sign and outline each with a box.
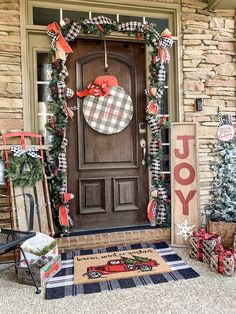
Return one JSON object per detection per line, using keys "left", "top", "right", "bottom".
{"left": 83, "top": 86, "right": 133, "bottom": 134}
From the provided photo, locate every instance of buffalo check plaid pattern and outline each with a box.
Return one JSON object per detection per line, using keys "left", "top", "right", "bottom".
{"left": 45, "top": 242, "right": 199, "bottom": 299}
{"left": 83, "top": 16, "right": 116, "bottom": 25}
{"left": 118, "top": 21, "right": 144, "bottom": 32}
{"left": 157, "top": 204, "right": 166, "bottom": 224}
{"left": 58, "top": 152, "right": 67, "bottom": 173}
{"left": 64, "top": 22, "right": 82, "bottom": 41}
{"left": 83, "top": 86, "right": 133, "bottom": 135}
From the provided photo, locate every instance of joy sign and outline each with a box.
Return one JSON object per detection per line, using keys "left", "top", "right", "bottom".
{"left": 171, "top": 123, "right": 200, "bottom": 245}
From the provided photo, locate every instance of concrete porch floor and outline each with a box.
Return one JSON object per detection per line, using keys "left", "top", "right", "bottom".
{"left": 0, "top": 247, "right": 235, "bottom": 314}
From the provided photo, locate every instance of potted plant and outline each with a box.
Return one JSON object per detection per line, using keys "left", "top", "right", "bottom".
{"left": 204, "top": 114, "right": 236, "bottom": 248}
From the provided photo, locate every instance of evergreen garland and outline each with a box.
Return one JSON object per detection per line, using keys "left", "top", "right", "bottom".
{"left": 47, "top": 16, "right": 173, "bottom": 231}
{"left": 5, "top": 154, "right": 43, "bottom": 188}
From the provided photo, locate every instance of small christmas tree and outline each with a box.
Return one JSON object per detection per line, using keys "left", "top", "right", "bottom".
{"left": 204, "top": 114, "right": 236, "bottom": 222}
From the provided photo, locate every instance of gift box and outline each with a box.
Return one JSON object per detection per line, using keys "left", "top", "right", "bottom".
{"left": 18, "top": 255, "right": 61, "bottom": 287}
{"left": 210, "top": 246, "right": 234, "bottom": 277}
{"left": 189, "top": 228, "right": 220, "bottom": 264}
{"left": 20, "top": 232, "right": 58, "bottom": 268}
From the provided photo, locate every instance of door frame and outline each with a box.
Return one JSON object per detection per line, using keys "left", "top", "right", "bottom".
{"left": 21, "top": 0, "right": 181, "bottom": 229}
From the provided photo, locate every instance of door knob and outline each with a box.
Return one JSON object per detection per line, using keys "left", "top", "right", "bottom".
{"left": 140, "top": 139, "right": 146, "bottom": 165}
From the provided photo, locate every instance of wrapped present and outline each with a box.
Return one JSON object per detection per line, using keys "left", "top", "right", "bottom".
{"left": 210, "top": 245, "right": 234, "bottom": 277}
{"left": 189, "top": 228, "right": 220, "bottom": 264}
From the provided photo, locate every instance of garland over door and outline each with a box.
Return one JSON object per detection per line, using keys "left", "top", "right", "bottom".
{"left": 67, "top": 38, "right": 148, "bottom": 229}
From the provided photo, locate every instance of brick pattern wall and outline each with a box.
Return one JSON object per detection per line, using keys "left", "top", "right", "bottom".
{"left": 57, "top": 228, "right": 170, "bottom": 252}
{"left": 181, "top": 0, "right": 236, "bottom": 213}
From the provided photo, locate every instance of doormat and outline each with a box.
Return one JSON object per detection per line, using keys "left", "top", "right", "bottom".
{"left": 74, "top": 247, "right": 171, "bottom": 285}
{"left": 45, "top": 242, "right": 199, "bottom": 299}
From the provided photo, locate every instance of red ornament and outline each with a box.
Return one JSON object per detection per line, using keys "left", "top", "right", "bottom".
{"left": 97, "top": 24, "right": 104, "bottom": 32}
{"left": 50, "top": 116, "right": 55, "bottom": 129}
{"left": 147, "top": 101, "right": 158, "bottom": 115}
{"left": 63, "top": 192, "right": 74, "bottom": 203}
{"left": 158, "top": 114, "right": 167, "bottom": 126}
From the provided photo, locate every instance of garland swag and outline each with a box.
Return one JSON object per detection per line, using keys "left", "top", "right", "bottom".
{"left": 47, "top": 16, "right": 173, "bottom": 232}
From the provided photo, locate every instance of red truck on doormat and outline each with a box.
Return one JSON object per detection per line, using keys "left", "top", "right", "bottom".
{"left": 84, "top": 255, "right": 159, "bottom": 279}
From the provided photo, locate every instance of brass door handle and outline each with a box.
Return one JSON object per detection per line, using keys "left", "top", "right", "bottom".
{"left": 140, "top": 139, "right": 146, "bottom": 165}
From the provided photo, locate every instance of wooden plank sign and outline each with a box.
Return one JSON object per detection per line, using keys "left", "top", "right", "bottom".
{"left": 171, "top": 123, "right": 200, "bottom": 245}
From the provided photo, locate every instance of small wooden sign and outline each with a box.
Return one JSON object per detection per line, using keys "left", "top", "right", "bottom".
{"left": 171, "top": 123, "right": 200, "bottom": 245}
{"left": 217, "top": 124, "right": 234, "bottom": 142}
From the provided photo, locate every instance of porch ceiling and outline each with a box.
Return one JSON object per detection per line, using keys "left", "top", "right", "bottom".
{"left": 208, "top": 0, "right": 236, "bottom": 10}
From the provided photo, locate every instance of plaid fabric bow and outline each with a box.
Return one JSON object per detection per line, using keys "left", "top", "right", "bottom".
{"left": 77, "top": 82, "right": 110, "bottom": 98}
{"left": 47, "top": 22, "right": 73, "bottom": 54}
{"left": 11, "top": 146, "right": 40, "bottom": 159}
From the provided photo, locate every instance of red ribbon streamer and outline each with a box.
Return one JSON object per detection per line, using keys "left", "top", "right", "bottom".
{"left": 48, "top": 22, "right": 73, "bottom": 54}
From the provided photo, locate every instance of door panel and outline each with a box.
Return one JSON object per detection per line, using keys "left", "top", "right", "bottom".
{"left": 67, "top": 39, "right": 148, "bottom": 229}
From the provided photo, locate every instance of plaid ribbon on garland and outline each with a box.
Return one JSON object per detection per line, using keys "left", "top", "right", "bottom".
{"left": 157, "top": 203, "right": 166, "bottom": 224}
{"left": 57, "top": 81, "right": 66, "bottom": 100}
{"left": 59, "top": 61, "right": 69, "bottom": 80}
{"left": 83, "top": 16, "right": 116, "bottom": 25}
{"left": 46, "top": 29, "right": 59, "bottom": 51}
{"left": 58, "top": 152, "right": 67, "bottom": 172}
{"left": 118, "top": 21, "right": 144, "bottom": 32}
{"left": 64, "top": 22, "right": 82, "bottom": 41}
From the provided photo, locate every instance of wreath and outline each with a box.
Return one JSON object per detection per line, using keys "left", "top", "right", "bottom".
{"left": 5, "top": 147, "right": 43, "bottom": 188}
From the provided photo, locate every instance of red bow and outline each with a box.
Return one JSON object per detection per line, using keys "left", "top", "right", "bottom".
{"left": 77, "top": 82, "right": 110, "bottom": 98}
{"left": 48, "top": 22, "right": 73, "bottom": 54}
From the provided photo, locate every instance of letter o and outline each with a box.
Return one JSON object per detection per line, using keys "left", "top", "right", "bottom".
{"left": 174, "top": 162, "right": 195, "bottom": 185}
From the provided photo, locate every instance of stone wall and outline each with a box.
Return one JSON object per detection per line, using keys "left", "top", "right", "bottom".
{"left": 181, "top": 0, "right": 236, "bottom": 213}
{"left": 0, "top": 0, "right": 22, "bottom": 229}
{"left": 0, "top": 0, "right": 235, "bottom": 229}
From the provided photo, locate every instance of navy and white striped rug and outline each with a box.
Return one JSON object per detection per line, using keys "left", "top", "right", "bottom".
{"left": 45, "top": 242, "right": 199, "bottom": 299}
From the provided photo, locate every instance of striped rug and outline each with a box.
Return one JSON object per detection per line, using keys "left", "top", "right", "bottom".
{"left": 45, "top": 242, "right": 199, "bottom": 299}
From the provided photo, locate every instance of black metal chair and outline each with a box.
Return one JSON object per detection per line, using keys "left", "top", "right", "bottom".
{"left": 0, "top": 193, "right": 41, "bottom": 294}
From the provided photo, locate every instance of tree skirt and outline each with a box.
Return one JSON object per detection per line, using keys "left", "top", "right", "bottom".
{"left": 45, "top": 242, "right": 199, "bottom": 299}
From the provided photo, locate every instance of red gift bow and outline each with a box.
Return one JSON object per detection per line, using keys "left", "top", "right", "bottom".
{"left": 48, "top": 22, "right": 73, "bottom": 54}
{"left": 213, "top": 244, "right": 234, "bottom": 274}
{"left": 77, "top": 82, "right": 110, "bottom": 98}
{"left": 193, "top": 228, "right": 219, "bottom": 261}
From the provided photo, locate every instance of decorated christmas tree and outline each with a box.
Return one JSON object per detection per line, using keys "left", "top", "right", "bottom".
{"left": 204, "top": 114, "right": 236, "bottom": 223}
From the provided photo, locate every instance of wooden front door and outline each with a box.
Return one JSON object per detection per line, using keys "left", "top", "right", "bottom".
{"left": 67, "top": 38, "right": 148, "bottom": 230}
